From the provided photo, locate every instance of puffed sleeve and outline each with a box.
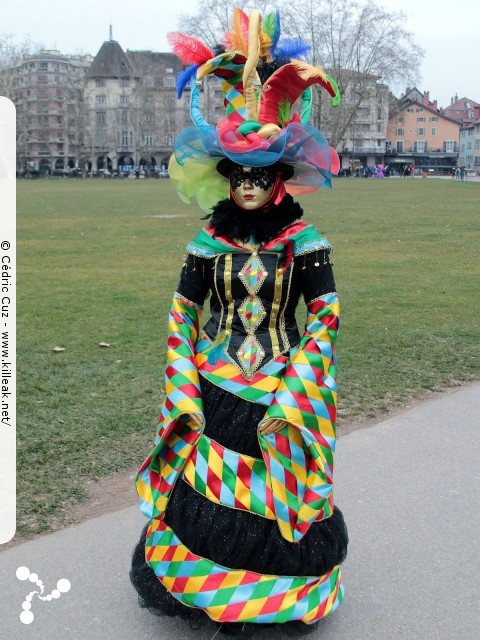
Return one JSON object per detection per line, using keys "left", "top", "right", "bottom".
{"left": 135, "top": 251, "right": 211, "bottom": 520}
{"left": 257, "top": 245, "right": 339, "bottom": 543}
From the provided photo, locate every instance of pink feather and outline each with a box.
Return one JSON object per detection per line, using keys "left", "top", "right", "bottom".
{"left": 167, "top": 32, "right": 214, "bottom": 65}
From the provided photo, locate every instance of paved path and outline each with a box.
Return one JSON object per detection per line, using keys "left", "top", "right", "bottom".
{"left": 1, "top": 384, "right": 479, "bottom": 640}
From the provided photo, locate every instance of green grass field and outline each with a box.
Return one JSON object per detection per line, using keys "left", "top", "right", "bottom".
{"left": 16, "top": 177, "right": 480, "bottom": 536}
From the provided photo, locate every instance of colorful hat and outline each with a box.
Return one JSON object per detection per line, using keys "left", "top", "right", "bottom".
{"left": 167, "top": 8, "right": 341, "bottom": 211}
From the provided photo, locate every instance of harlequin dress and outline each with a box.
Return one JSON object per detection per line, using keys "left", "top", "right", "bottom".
{"left": 131, "top": 201, "right": 348, "bottom": 626}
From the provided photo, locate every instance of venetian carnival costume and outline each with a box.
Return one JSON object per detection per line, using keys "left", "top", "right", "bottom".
{"left": 131, "top": 8, "right": 348, "bottom": 635}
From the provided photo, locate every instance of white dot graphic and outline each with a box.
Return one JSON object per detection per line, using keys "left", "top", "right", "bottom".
{"left": 16, "top": 567, "right": 30, "bottom": 581}
{"left": 17, "top": 567, "right": 72, "bottom": 625}
{"left": 20, "top": 610, "right": 34, "bottom": 625}
{"left": 57, "top": 579, "right": 71, "bottom": 593}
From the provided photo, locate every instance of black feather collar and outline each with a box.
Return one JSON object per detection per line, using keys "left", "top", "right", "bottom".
{"left": 206, "top": 195, "right": 303, "bottom": 244}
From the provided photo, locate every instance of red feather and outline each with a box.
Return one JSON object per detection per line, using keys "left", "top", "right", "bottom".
{"left": 167, "top": 32, "right": 214, "bottom": 65}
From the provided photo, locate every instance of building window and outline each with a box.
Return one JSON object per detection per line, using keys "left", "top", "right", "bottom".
{"left": 96, "top": 111, "right": 106, "bottom": 124}
{"left": 406, "top": 107, "right": 413, "bottom": 112}
{"left": 120, "top": 95, "right": 129, "bottom": 106}
{"left": 415, "top": 107, "right": 424, "bottom": 112}
{"left": 145, "top": 112, "right": 155, "bottom": 123}
{"left": 396, "top": 140, "right": 404, "bottom": 153}
{"left": 430, "top": 116, "right": 438, "bottom": 122}
{"left": 129, "top": 131, "right": 134, "bottom": 146}
{"left": 38, "top": 75, "right": 48, "bottom": 83}
{"left": 57, "top": 116, "right": 63, "bottom": 124}
{"left": 120, "top": 111, "right": 128, "bottom": 124}
{"left": 416, "top": 140, "right": 426, "bottom": 152}
{"left": 397, "top": 117, "right": 404, "bottom": 123}
{"left": 40, "top": 61, "right": 48, "bottom": 69}
{"left": 121, "top": 131, "right": 128, "bottom": 146}
{"left": 144, "top": 134, "right": 154, "bottom": 146}
{"left": 417, "top": 117, "right": 425, "bottom": 122}
{"left": 96, "top": 79, "right": 106, "bottom": 87}
{"left": 396, "top": 128, "right": 404, "bottom": 136}
{"left": 166, "top": 68, "right": 174, "bottom": 74}
{"left": 431, "top": 128, "right": 436, "bottom": 136}
{"left": 164, "top": 77, "right": 176, "bottom": 88}
{"left": 96, "top": 94, "right": 106, "bottom": 105}
{"left": 417, "top": 128, "right": 425, "bottom": 136}
{"left": 444, "top": 140, "right": 455, "bottom": 152}
{"left": 57, "top": 143, "right": 64, "bottom": 152}
{"left": 164, "top": 134, "right": 173, "bottom": 146}
{"left": 120, "top": 79, "right": 130, "bottom": 87}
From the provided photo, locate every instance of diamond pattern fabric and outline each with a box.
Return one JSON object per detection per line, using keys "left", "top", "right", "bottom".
{"left": 238, "top": 295, "right": 266, "bottom": 333}
{"left": 239, "top": 254, "right": 268, "bottom": 294}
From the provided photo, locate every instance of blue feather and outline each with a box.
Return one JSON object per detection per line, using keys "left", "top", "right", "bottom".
{"left": 274, "top": 38, "right": 311, "bottom": 60}
{"left": 176, "top": 64, "right": 199, "bottom": 99}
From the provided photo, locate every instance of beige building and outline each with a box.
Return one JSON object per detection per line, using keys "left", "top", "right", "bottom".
{"left": 83, "top": 39, "right": 222, "bottom": 175}
{"left": 386, "top": 88, "right": 460, "bottom": 174}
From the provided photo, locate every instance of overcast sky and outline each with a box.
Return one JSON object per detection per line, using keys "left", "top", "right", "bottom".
{"left": 3, "top": 0, "right": 478, "bottom": 109}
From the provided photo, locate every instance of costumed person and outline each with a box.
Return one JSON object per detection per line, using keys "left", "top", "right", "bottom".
{"left": 130, "top": 7, "right": 348, "bottom": 637}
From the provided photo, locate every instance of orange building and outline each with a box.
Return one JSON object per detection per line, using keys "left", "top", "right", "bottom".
{"left": 386, "top": 88, "right": 460, "bottom": 175}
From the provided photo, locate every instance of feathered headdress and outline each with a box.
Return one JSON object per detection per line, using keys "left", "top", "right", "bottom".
{"left": 167, "top": 7, "right": 341, "bottom": 211}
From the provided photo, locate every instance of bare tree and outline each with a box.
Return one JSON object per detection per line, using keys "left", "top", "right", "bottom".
{"left": 272, "top": 0, "right": 424, "bottom": 146}
{"left": 176, "top": 0, "right": 423, "bottom": 149}
{"left": 0, "top": 34, "right": 40, "bottom": 99}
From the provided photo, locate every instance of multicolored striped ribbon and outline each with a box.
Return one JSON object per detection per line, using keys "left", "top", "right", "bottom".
{"left": 181, "top": 434, "right": 333, "bottom": 522}
{"left": 146, "top": 518, "right": 344, "bottom": 624}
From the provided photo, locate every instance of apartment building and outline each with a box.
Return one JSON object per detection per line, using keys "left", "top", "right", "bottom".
{"left": 442, "top": 95, "right": 480, "bottom": 125}
{"left": 458, "top": 105, "right": 480, "bottom": 172}
{"left": 385, "top": 88, "right": 460, "bottom": 174}
{"left": 15, "top": 50, "right": 93, "bottom": 174}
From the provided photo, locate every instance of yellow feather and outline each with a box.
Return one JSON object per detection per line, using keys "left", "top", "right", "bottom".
{"left": 259, "top": 32, "right": 272, "bottom": 59}
{"left": 291, "top": 59, "right": 329, "bottom": 83}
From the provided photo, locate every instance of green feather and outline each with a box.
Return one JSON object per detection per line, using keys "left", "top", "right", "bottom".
{"left": 278, "top": 100, "right": 291, "bottom": 126}
{"left": 263, "top": 11, "right": 281, "bottom": 53}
